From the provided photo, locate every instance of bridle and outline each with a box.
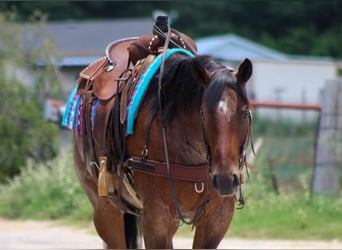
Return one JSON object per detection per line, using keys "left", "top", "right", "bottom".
{"left": 156, "top": 22, "right": 255, "bottom": 225}
{"left": 200, "top": 90, "right": 255, "bottom": 209}
{"left": 237, "top": 108, "right": 255, "bottom": 208}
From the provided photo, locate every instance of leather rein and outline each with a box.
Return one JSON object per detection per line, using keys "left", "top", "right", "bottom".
{"left": 149, "top": 24, "right": 209, "bottom": 226}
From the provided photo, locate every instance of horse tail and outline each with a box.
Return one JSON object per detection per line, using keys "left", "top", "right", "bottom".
{"left": 124, "top": 213, "right": 142, "bottom": 248}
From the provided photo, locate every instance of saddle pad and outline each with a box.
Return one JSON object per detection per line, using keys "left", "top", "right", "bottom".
{"left": 61, "top": 84, "right": 100, "bottom": 133}
{"left": 126, "top": 48, "right": 194, "bottom": 135}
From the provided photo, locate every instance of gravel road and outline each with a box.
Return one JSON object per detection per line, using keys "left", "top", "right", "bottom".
{"left": 1, "top": 218, "right": 341, "bottom": 249}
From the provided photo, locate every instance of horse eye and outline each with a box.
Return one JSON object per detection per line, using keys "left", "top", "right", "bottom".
{"left": 242, "top": 110, "right": 250, "bottom": 120}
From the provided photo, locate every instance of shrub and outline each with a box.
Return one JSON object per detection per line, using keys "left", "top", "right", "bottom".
{"left": 0, "top": 148, "right": 92, "bottom": 221}
{"left": 0, "top": 11, "right": 61, "bottom": 183}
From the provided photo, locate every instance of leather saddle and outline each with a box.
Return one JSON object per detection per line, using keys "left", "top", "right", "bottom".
{"left": 78, "top": 31, "right": 197, "bottom": 101}
{"left": 79, "top": 37, "right": 137, "bottom": 101}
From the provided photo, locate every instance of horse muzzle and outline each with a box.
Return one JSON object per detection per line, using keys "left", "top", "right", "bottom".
{"left": 212, "top": 173, "right": 239, "bottom": 197}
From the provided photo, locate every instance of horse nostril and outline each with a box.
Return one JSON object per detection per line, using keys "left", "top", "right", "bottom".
{"left": 232, "top": 174, "right": 239, "bottom": 188}
{"left": 212, "top": 173, "right": 240, "bottom": 196}
{"left": 212, "top": 175, "right": 219, "bottom": 189}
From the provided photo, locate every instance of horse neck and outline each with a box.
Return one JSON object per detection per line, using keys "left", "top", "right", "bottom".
{"left": 165, "top": 110, "right": 208, "bottom": 165}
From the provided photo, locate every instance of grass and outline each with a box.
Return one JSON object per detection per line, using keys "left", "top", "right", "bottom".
{"left": 229, "top": 190, "right": 342, "bottom": 240}
{"left": 225, "top": 119, "right": 342, "bottom": 240}
{"left": 176, "top": 193, "right": 342, "bottom": 240}
{"left": 0, "top": 118, "right": 342, "bottom": 240}
{"left": 0, "top": 149, "right": 92, "bottom": 222}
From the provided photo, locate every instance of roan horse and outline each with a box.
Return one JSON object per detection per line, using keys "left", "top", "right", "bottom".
{"left": 66, "top": 20, "right": 254, "bottom": 249}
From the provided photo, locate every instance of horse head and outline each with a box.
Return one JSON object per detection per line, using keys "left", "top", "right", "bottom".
{"left": 192, "top": 58, "right": 253, "bottom": 197}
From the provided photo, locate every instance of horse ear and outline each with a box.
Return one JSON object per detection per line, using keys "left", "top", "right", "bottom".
{"left": 192, "top": 60, "right": 211, "bottom": 86}
{"left": 236, "top": 58, "right": 252, "bottom": 87}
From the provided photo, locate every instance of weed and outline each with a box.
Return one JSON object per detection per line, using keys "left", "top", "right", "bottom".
{"left": 0, "top": 148, "right": 92, "bottom": 221}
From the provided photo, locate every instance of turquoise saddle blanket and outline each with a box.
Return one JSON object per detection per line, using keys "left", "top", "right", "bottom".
{"left": 61, "top": 48, "right": 194, "bottom": 135}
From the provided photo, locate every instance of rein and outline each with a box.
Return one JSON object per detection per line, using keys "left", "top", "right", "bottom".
{"left": 157, "top": 24, "right": 201, "bottom": 226}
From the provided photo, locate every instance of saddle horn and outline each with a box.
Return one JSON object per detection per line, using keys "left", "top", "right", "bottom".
{"left": 154, "top": 15, "right": 169, "bottom": 33}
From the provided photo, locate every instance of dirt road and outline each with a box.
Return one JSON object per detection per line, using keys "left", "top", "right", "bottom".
{"left": 1, "top": 218, "right": 341, "bottom": 249}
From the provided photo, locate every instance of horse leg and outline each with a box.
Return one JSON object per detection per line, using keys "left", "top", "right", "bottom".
{"left": 141, "top": 200, "right": 178, "bottom": 248}
{"left": 124, "top": 213, "right": 143, "bottom": 248}
{"left": 92, "top": 198, "right": 128, "bottom": 249}
{"left": 192, "top": 195, "right": 235, "bottom": 249}
{"left": 76, "top": 180, "right": 140, "bottom": 249}
{"left": 73, "top": 142, "right": 130, "bottom": 249}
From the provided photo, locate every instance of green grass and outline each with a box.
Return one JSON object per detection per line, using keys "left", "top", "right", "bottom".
{"left": 228, "top": 193, "right": 342, "bottom": 240}
{"left": 176, "top": 193, "right": 342, "bottom": 240}
{"left": 225, "top": 126, "right": 342, "bottom": 240}
{"left": 0, "top": 118, "right": 342, "bottom": 240}
{"left": 0, "top": 148, "right": 92, "bottom": 222}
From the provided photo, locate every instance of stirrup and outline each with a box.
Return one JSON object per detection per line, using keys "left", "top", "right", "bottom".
{"left": 98, "top": 156, "right": 115, "bottom": 197}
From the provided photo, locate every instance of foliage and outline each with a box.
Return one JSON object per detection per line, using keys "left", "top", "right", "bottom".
{"left": 1, "top": 1, "right": 341, "bottom": 58}
{"left": 228, "top": 138, "right": 342, "bottom": 240}
{"left": 0, "top": 76, "right": 59, "bottom": 182}
{"left": 252, "top": 115, "right": 318, "bottom": 137}
{"left": 250, "top": 116, "right": 317, "bottom": 192}
{"left": 1, "top": 119, "right": 342, "bottom": 240}
{"left": 0, "top": 11, "right": 61, "bottom": 182}
{"left": 229, "top": 192, "right": 342, "bottom": 240}
{"left": 224, "top": 118, "right": 342, "bottom": 240}
{"left": 179, "top": 119, "right": 342, "bottom": 240}
{"left": 0, "top": 148, "right": 92, "bottom": 221}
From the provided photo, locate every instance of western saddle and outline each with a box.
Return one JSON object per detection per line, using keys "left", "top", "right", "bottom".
{"left": 76, "top": 16, "right": 199, "bottom": 214}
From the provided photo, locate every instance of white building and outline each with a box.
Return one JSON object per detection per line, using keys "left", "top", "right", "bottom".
{"left": 196, "top": 34, "right": 341, "bottom": 121}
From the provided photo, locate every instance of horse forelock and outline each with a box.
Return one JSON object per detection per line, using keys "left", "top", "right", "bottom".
{"left": 202, "top": 61, "right": 249, "bottom": 114}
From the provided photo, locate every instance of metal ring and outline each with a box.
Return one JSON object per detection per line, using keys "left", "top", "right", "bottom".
{"left": 141, "top": 147, "right": 148, "bottom": 159}
{"left": 105, "top": 64, "right": 114, "bottom": 72}
{"left": 195, "top": 182, "right": 204, "bottom": 193}
{"left": 89, "top": 161, "right": 100, "bottom": 170}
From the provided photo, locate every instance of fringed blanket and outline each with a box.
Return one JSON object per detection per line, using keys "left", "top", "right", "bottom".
{"left": 61, "top": 48, "right": 194, "bottom": 135}
{"left": 61, "top": 85, "right": 100, "bottom": 133}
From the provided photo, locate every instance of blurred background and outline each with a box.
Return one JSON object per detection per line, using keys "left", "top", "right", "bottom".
{"left": 0, "top": 0, "right": 341, "bottom": 241}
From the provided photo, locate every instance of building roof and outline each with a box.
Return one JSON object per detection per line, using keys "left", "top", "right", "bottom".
{"left": 22, "top": 18, "right": 154, "bottom": 66}
{"left": 195, "top": 33, "right": 288, "bottom": 61}
{"left": 22, "top": 20, "right": 291, "bottom": 67}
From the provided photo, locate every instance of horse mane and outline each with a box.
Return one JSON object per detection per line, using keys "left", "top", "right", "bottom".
{"left": 144, "top": 54, "right": 247, "bottom": 123}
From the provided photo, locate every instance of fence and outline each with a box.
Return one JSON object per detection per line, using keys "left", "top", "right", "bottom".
{"left": 312, "top": 79, "right": 342, "bottom": 194}
{"left": 251, "top": 78, "right": 342, "bottom": 195}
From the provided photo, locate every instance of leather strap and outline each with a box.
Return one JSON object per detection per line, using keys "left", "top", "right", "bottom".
{"left": 127, "top": 157, "right": 209, "bottom": 182}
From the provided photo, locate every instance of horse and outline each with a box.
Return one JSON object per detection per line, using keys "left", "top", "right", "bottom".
{"left": 71, "top": 49, "right": 253, "bottom": 248}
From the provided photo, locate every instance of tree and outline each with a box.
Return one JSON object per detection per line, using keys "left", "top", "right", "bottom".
{"left": 0, "top": 11, "right": 60, "bottom": 183}
{"left": 2, "top": 1, "right": 341, "bottom": 58}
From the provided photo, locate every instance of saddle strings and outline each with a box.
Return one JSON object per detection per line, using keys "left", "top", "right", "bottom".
{"left": 153, "top": 23, "right": 197, "bottom": 55}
